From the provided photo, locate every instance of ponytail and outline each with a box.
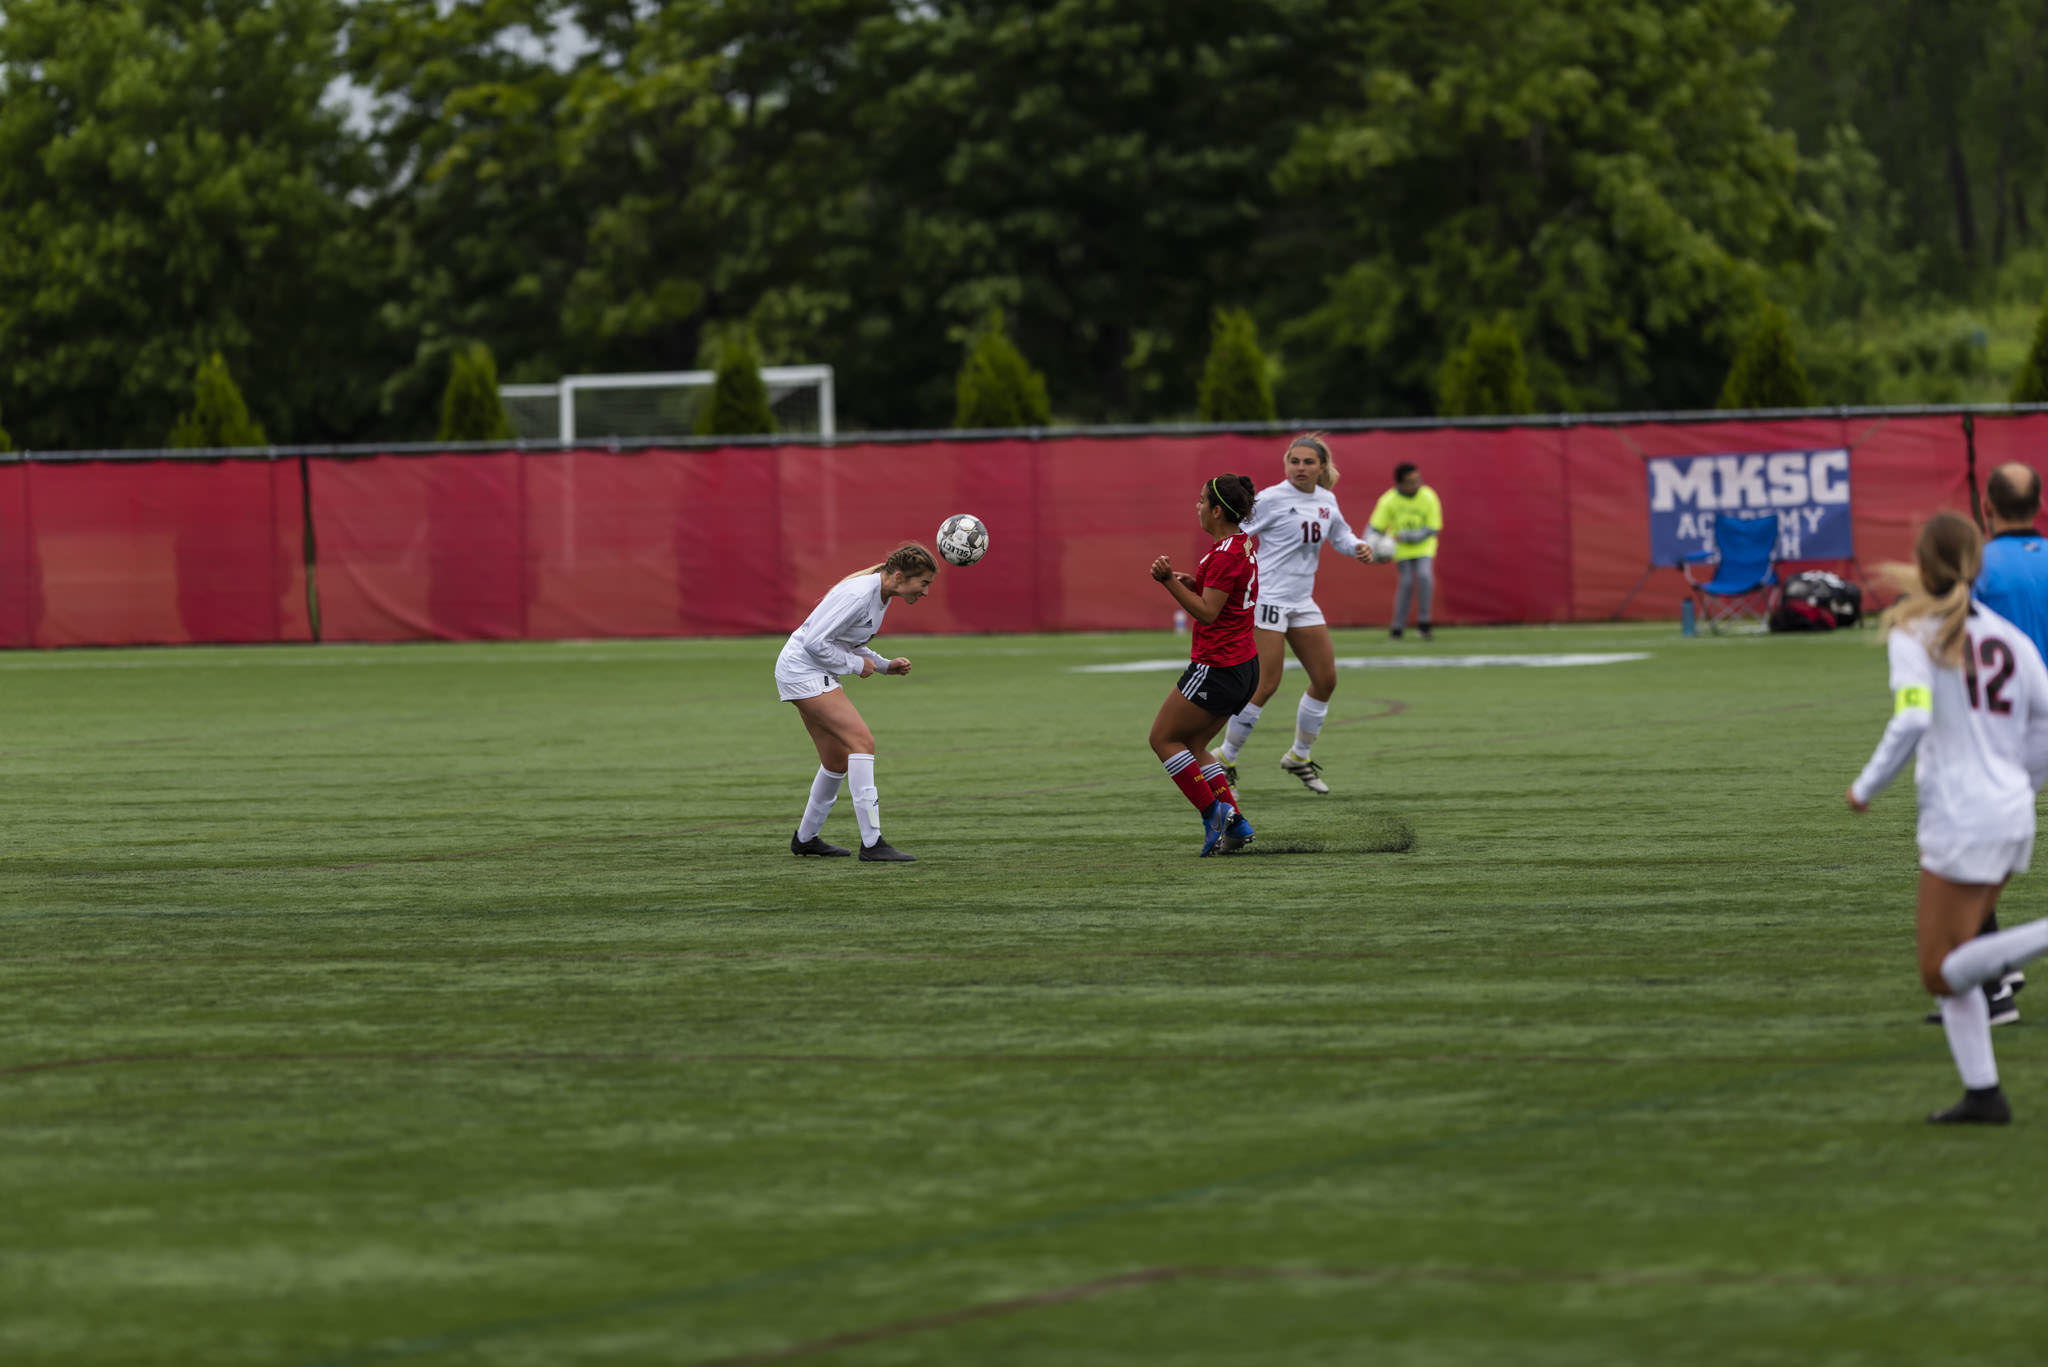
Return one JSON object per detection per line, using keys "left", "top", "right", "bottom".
{"left": 1879, "top": 512, "right": 1981, "bottom": 666}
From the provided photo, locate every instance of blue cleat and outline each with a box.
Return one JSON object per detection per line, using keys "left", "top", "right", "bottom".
{"left": 1219, "top": 809, "right": 1255, "bottom": 854}
{"left": 1200, "top": 800, "right": 1236, "bottom": 857}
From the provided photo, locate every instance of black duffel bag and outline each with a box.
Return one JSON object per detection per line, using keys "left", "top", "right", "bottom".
{"left": 1771, "top": 570, "right": 1863, "bottom": 632}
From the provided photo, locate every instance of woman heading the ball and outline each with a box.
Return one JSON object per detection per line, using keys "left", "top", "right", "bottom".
{"left": 1149, "top": 474, "right": 1261, "bottom": 856}
{"left": 777, "top": 542, "right": 938, "bottom": 863}
{"left": 1847, "top": 512, "right": 2048, "bottom": 1123}
{"left": 1216, "top": 432, "right": 1377, "bottom": 794}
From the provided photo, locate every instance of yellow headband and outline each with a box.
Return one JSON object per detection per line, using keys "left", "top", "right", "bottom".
{"left": 1209, "top": 477, "right": 1240, "bottom": 522}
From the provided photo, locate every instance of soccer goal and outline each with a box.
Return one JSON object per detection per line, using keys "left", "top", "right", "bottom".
{"left": 500, "top": 366, "right": 836, "bottom": 442}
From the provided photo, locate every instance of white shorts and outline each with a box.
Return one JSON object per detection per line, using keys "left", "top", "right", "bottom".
{"left": 774, "top": 648, "right": 843, "bottom": 703}
{"left": 1920, "top": 836, "right": 2033, "bottom": 885}
{"left": 1251, "top": 599, "right": 1325, "bottom": 632}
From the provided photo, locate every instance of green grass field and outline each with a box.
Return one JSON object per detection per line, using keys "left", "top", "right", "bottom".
{"left": 5, "top": 623, "right": 2044, "bottom": 1366}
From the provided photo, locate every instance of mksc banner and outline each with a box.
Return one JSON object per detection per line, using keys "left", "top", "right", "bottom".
{"left": 1644, "top": 450, "right": 1853, "bottom": 565}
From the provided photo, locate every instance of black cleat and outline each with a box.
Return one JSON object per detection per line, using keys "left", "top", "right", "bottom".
{"left": 1928, "top": 1086, "right": 2012, "bottom": 1125}
{"left": 858, "top": 838, "right": 916, "bottom": 863}
{"left": 1222, "top": 762, "right": 1238, "bottom": 787}
{"left": 1388, "top": 627, "right": 1404, "bottom": 641}
{"left": 1418, "top": 623, "right": 1435, "bottom": 641}
{"left": 791, "top": 830, "right": 852, "bottom": 857}
{"left": 1924, "top": 982, "right": 2019, "bottom": 1026}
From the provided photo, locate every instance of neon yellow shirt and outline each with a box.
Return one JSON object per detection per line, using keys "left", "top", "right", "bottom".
{"left": 1369, "top": 485, "right": 1443, "bottom": 561}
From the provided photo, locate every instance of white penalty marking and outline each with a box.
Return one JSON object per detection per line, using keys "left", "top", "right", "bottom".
{"left": 1073, "top": 652, "right": 1651, "bottom": 674}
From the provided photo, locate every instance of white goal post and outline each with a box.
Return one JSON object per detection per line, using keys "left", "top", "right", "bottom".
{"left": 500, "top": 365, "right": 836, "bottom": 442}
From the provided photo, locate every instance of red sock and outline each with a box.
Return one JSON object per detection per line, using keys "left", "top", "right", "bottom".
{"left": 1170, "top": 761, "right": 1217, "bottom": 813}
{"left": 1206, "top": 773, "right": 1237, "bottom": 810}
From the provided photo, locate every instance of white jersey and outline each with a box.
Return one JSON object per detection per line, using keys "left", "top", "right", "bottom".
{"left": 1239, "top": 481, "right": 1362, "bottom": 606}
{"left": 778, "top": 573, "right": 891, "bottom": 679}
{"left": 1853, "top": 602, "right": 2048, "bottom": 849}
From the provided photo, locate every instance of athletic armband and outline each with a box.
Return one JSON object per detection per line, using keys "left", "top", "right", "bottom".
{"left": 1894, "top": 685, "right": 1932, "bottom": 714}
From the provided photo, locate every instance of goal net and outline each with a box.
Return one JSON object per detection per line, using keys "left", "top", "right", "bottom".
{"left": 500, "top": 366, "right": 835, "bottom": 442}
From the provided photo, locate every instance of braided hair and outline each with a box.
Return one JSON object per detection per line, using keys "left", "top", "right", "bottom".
{"left": 845, "top": 541, "right": 939, "bottom": 582}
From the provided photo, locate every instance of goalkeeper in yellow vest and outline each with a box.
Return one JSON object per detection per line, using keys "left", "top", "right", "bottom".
{"left": 1369, "top": 462, "right": 1444, "bottom": 640}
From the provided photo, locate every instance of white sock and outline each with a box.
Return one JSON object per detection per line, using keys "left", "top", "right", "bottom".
{"left": 1941, "top": 917, "right": 2048, "bottom": 993}
{"left": 1293, "top": 695, "right": 1330, "bottom": 759}
{"left": 797, "top": 766, "right": 845, "bottom": 841}
{"left": 1938, "top": 990, "right": 1999, "bottom": 1089}
{"left": 1219, "top": 702, "right": 1262, "bottom": 762}
{"left": 847, "top": 752, "right": 881, "bottom": 848}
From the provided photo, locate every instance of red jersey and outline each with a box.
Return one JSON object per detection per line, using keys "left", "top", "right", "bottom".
{"left": 1190, "top": 532, "right": 1259, "bottom": 666}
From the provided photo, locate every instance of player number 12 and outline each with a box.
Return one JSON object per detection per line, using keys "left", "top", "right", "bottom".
{"left": 1964, "top": 634, "right": 2017, "bottom": 715}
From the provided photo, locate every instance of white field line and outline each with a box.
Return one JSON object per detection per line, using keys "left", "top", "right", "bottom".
{"left": 0, "top": 641, "right": 1146, "bottom": 671}
{"left": 1073, "top": 652, "right": 1652, "bottom": 673}
{"left": 0, "top": 641, "right": 1661, "bottom": 673}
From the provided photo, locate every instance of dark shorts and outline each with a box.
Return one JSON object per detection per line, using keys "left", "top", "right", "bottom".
{"left": 1175, "top": 657, "right": 1259, "bottom": 717}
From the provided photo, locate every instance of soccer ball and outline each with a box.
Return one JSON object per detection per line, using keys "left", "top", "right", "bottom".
{"left": 1364, "top": 529, "right": 1397, "bottom": 562}
{"left": 936, "top": 513, "right": 989, "bottom": 567}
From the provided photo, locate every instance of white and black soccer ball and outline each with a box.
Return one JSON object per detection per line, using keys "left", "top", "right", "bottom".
{"left": 936, "top": 513, "right": 989, "bottom": 567}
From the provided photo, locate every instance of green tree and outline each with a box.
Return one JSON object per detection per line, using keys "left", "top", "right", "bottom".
{"left": 1197, "top": 309, "right": 1277, "bottom": 423}
{"left": 0, "top": 0, "right": 381, "bottom": 449}
{"left": 168, "top": 353, "right": 268, "bottom": 448}
{"left": 955, "top": 312, "right": 1052, "bottom": 429}
{"left": 1436, "top": 316, "right": 1536, "bottom": 417}
{"left": 1772, "top": 0, "right": 2048, "bottom": 292}
{"left": 437, "top": 344, "right": 515, "bottom": 442}
{"left": 558, "top": 1, "right": 1335, "bottom": 428}
{"left": 1273, "top": 0, "right": 1822, "bottom": 416}
{"left": 1719, "top": 304, "right": 1819, "bottom": 409}
{"left": 345, "top": 0, "right": 596, "bottom": 434}
{"left": 552, "top": 0, "right": 884, "bottom": 412}
{"left": 694, "top": 332, "right": 777, "bottom": 436}
{"left": 2015, "top": 293, "right": 2048, "bottom": 402}
{"left": 1794, "top": 124, "right": 1924, "bottom": 327}
{"left": 0, "top": 397, "right": 12, "bottom": 452}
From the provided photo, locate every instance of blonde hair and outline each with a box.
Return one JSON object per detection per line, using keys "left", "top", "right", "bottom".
{"left": 1286, "top": 432, "right": 1339, "bottom": 490}
{"left": 1879, "top": 512, "right": 1981, "bottom": 666}
{"left": 845, "top": 541, "right": 939, "bottom": 583}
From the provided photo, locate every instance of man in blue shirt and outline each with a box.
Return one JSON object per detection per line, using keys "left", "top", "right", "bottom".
{"left": 1955, "top": 461, "right": 2048, "bottom": 1027}
{"left": 1976, "top": 462, "right": 2048, "bottom": 661}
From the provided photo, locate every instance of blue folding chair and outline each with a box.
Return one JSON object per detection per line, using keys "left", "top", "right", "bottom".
{"left": 1683, "top": 513, "right": 1781, "bottom": 634}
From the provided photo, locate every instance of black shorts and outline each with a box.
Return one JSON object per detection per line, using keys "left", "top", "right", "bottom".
{"left": 1175, "top": 657, "right": 1259, "bottom": 717}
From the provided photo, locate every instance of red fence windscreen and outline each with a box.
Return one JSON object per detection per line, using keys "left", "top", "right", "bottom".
{"left": 309, "top": 453, "right": 528, "bottom": 643}
{"left": 2, "top": 458, "right": 309, "bottom": 648}
{"left": 0, "top": 463, "right": 34, "bottom": 649}
{"left": 0, "top": 412, "right": 2027, "bottom": 647}
{"left": 1563, "top": 415, "right": 1974, "bottom": 620}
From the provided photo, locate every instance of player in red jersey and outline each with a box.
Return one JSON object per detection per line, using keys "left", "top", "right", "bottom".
{"left": 1148, "top": 472, "right": 1262, "bottom": 855}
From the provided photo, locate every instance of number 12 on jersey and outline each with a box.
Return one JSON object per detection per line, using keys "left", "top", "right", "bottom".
{"left": 1964, "top": 633, "right": 2017, "bottom": 714}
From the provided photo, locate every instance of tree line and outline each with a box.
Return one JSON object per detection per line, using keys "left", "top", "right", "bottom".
{"left": 3, "top": 0, "right": 2048, "bottom": 452}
